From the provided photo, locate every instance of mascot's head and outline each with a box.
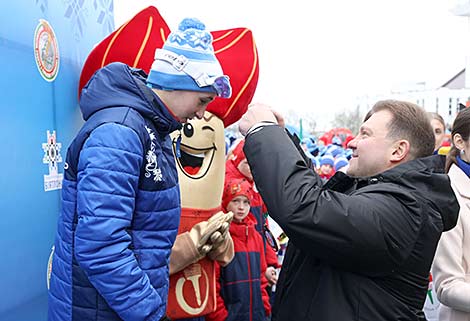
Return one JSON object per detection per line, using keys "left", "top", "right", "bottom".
{"left": 79, "top": 6, "right": 259, "bottom": 209}
{"left": 172, "top": 25, "right": 259, "bottom": 209}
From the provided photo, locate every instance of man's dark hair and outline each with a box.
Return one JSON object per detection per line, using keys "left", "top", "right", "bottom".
{"left": 364, "top": 100, "right": 435, "bottom": 159}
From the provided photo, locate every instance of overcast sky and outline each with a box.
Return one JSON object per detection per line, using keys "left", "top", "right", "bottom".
{"left": 114, "top": 0, "right": 470, "bottom": 128}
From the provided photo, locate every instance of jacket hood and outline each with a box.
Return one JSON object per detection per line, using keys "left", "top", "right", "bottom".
{"left": 79, "top": 62, "right": 181, "bottom": 134}
{"left": 380, "top": 155, "right": 459, "bottom": 232}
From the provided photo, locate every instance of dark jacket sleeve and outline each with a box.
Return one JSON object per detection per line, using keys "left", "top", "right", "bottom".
{"left": 244, "top": 125, "right": 424, "bottom": 276}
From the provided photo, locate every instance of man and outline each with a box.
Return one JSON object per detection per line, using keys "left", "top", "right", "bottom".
{"left": 238, "top": 100, "right": 459, "bottom": 321}
{"left": 48, "top": 18, "right": 231, "bottom": 321}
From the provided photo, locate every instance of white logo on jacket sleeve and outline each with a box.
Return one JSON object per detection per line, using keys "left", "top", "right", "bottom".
{"left": 144, "top": 126, "right": 163, "bottom": 182}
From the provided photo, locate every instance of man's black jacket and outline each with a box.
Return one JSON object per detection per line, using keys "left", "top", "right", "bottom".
{"left": 244, "top": 125, "right": 459, "bottom": 321}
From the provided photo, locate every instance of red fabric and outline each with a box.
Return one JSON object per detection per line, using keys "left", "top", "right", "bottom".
{"left": 78, "top": 6, "right": 169, "bottom": 96}
{"left": 344, "top": 134, "right": 354, "bottom": 148}
{"left": 206, "top": 29, "right": 259, "bottom": 127}
{"left": 319, "top": 170, "right": 335, "bottom": 181}
{"left": 441, "top": 140, "right": 451, "bottom": 147}
{"left": 78, "top": 6, "right": 259, "bottom": 127}
{"left": 230, "top": 139, "right": 246, "bottom": 169}
{"left": 225, "top": 154, "right": 247, "bottom": 182}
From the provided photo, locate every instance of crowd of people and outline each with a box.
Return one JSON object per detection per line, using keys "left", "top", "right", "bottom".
{"left": 46, "top": 11, "right": 470, "bottom": 321}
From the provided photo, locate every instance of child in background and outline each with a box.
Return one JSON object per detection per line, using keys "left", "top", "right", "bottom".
{"left": 318, "top": 154, "right": 335, "bottom": 181}
{"left": 334, "top": 156, "right": 350, "bottom": 173}
{"left": 208, "top": 178, "right": 271, "bottom": 321}
{"left": 428, "top": 112, "right": 446, "bottom": 154}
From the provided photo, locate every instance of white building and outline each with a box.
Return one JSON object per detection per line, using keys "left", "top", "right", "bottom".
{"left": 356, "top": 70, "right": 470, "bottom": 129}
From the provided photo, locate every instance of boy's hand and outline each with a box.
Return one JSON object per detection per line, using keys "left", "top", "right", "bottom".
{"left": 265, "top": 266, "right": 278, "bottom": 286}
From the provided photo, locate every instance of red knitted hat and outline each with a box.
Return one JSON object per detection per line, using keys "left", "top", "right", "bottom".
{"left": 222, "top": 178, "right": 253, "bottom": 211}
{"left": 78, "top": 6, "right": 259, "bottom": 128}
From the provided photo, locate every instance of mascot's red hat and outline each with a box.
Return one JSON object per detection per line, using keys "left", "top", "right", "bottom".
{"left": 79, "top": 6, "right": 259, "bottom": 127}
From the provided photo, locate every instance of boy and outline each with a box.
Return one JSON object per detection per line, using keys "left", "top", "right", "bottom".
{"left": 48, "top": 17, "right": 231, "bottom": 321}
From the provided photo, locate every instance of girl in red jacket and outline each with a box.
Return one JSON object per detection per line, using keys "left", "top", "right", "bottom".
{"left": 208, "top": 178, "right": 271, "bottom": 321}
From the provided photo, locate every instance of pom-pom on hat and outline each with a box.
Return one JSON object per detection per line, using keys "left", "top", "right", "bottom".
{"left": 320, "top": 155, "right": 335, "bottom": 167}
{"left": 147, "top": 17, "right": 232, "bottom": 98}
{"left": 222, "top": 178, "right": 253, "bottom": 211}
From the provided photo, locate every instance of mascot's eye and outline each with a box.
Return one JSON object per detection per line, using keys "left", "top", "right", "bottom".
{"left": 183, "top": 123, "right": 194, "bottom": 137}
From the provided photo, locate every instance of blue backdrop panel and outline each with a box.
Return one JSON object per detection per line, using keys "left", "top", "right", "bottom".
{"left": 0, "top": 1, "right": 114, "bottom": 320}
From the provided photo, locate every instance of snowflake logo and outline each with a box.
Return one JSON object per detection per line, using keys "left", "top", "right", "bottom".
{"left": 42, "top": 130, "right": 62, "bottom": 174}
{"left": 144, "top": 126, "right": 163, "bottom": 182}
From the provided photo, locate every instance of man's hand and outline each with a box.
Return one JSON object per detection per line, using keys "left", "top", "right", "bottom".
{"left": 239, "top": 103, "right": 285, "bottom": 136}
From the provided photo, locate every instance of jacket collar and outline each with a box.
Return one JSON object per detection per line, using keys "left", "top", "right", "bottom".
{"left": 449, "top": 164, "right": 470, "bottom": 198}
{"left": 133, "top": 69, "right": 182, "bottom": 135}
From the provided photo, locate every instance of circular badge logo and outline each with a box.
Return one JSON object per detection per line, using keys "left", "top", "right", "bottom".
{"left": 34, "top": 19, "right": 59, "bottom": 82}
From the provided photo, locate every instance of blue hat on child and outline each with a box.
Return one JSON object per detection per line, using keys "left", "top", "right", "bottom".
{"left": 334, "top": 156, "right": 349, "bottom": 171}
{"left": 147, "top": 18, "right": 231, "bottom": 98}
{"left": 329, "top": 145, "right": 344, "bottom": 158}
{"left": 320, "top": 155, "right": 335, "bottom": 167}
{"left": 332, "top": 136, "right": 342, "bottom": 146}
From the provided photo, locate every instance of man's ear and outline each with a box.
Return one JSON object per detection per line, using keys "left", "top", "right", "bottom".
{"left": 453, "top": 133, "right": 465, "bottom": 151}
{"left": 391, "top": 139, "right": 411, "bottom": 163}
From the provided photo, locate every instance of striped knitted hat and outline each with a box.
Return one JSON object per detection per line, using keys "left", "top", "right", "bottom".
{"left": 147, "top": 17, "right": 231, "bottom": 98}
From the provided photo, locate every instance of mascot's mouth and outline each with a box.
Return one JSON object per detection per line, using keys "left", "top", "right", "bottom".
{"left": 173, "top": 140, "right": 216, "bottom": 179}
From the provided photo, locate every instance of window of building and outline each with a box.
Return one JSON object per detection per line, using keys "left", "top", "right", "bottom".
{"left": 449, "top": 98, "right": 452, "bottom": 116}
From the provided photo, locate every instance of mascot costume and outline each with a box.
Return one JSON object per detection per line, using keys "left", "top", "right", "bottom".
{"left": 79, "top": 6, "right": 259, "bottom": 320}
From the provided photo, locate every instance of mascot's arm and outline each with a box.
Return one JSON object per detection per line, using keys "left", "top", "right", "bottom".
{"left": 169, "top": 232, "right": 201, "bottom": 275}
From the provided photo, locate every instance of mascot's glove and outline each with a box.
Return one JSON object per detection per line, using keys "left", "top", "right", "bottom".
{"left": 207, "top": 212, "right": 235, "bottom": 266}
{"left": 189, "top": 211, "right": 233, "bottom": 255}
{"left": 169, "top": 211, "right": 234, "bottom": 275}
